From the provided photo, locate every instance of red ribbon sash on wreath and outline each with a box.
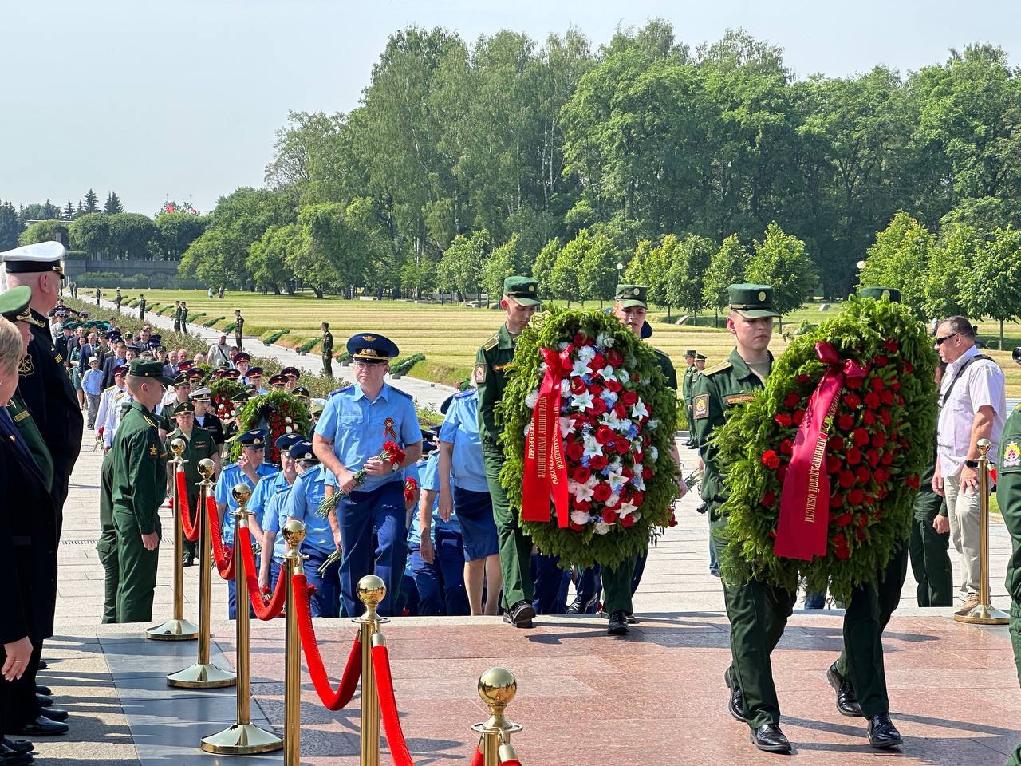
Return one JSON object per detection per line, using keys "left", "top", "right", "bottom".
{"left": 774, "top": 342, "right": 867, "bottom": 560}
{"left": 521, "top": 348, "right": 570, "bottom": 527}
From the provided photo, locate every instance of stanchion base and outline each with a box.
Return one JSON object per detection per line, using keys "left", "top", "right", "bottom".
{"left": 954, "top": 603, "right": 1010, "bottom": 625}
{"left": 200, "top": 723, "right": 283, "bottom": 754}
{"left": 146, "top": 618, "right": 199, "bottom": 641}
{"left": 167, "top": 662, "right": 237, "bottom": 689}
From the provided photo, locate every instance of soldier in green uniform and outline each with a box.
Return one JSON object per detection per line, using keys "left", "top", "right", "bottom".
{"left": 114, "top": 288, "right": 122, "bottom": 313}
{"left": 603, "top": 285, "right": 681, "bottom": 635}
{"left": 96, "top": 286, "right": 102, "bottom": 307}
{"left": 822, "top": 287, "right": 906, "bottom": 749}
{"left": 173, "top": 301, "right": 182, "bottom": 333}
{"left": 996, "top": 402, "right": 1021, "bottom": 766}
{"left": 180, "top": 301, "right": 188, "bottom": 335}
{"left": 691, "top": 283, "right": 795, "bottom": 754}
{"left": 681, "top": 349, "right": 697, "bottom": 447}
{"left": 321, "top": 321, "right": 334, "bottom": 377}
{"left": 476, "top": 275, "right": 546, "bottom": 628}
{"left": 138, "top": 293, "right": 146, "bottom": 321}
{"left": 165, "top": 400, "right": 221, "bottom": 566}
{"left": 234, "top": 309, "right": 245, "bottom": 351}
{"left": 111, "top": 360, "right": 174, "bottom": 622}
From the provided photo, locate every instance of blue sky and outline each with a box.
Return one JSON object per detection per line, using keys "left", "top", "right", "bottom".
{"left": 1, "top": 0, "right": 1017, "bottom": 216}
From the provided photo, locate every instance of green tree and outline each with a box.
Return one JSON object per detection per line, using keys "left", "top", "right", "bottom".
{"left": 549, "top": 233, "right": 584, "bottom": 304}
{"left": 702, "top": 234, "right": 748, "bottom": 324}
{"left": 106, "top": 213, "right": 157, "bottom": 259}
{"left": 83, "top": 189, "right": 99, "bottom": 214}
{"left": 624, "top": 238, "right": 671, "bottom": 313}
{"left": 575, "top": 229, "right": 619, "bottom": 305}
{"left": 18, "top": 220, "right": 68, "bottom": 246}
{"left": 859, "top": 211, "right": 933, "bottom": 313}
{"left": 249, "top": 224, "right": 300, "bottom": 294}
{"left": 745, "top": 222, "right": 817, "bottom": 325}
{"left": 69, "top": 213, "right": 111, "bottom": 256}
{"left": 532, "top": 238, "right": 561, "bottom": 295}
{"left": 0, "top": 202, "right": 22, "bottom": 250}
{"left": 923, "top": 223, "right": 976, "bottom": 320}
{"left": 482, "top": 235, "right": 526, "bottom": 306}
{"left": 104, "top": 191, "right": 123, "bottom": 214}
{"left": 964, "top": 227, "right": 1021, "bottom": 349}
{"left": 665, "top": 233, "right": 714, "bottom": 317}
{"left": 437, "top": 230, "right": 490, "bottom": 300}
{"left": 154, "top": 211, "right": 210, "bottom": 260}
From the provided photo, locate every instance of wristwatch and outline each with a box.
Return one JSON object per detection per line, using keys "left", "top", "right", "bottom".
{"left": 390, "top": 461, "right": 401, "bottom": 473}
{"left": 964, "top": 459, "right": 979, "bottom": 469}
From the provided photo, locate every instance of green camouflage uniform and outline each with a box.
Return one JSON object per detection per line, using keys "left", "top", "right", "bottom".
{"left": 996, "top": 405, "right": 1021, "bottom": 765}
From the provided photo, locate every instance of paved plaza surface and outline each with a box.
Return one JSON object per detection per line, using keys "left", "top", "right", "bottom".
{"left": 36, "top": 312, "right": 1021, "bottom": 763}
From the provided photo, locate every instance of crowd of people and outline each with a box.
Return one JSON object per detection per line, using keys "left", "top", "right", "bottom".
{"left": 3, "top": 238, "right": 1021, "bottom": 763}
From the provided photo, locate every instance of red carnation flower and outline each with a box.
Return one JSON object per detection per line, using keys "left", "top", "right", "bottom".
{"left": 883, "top": 339, "right": 899, "bottom": 353}
{"left": 874, "top": 467, "right": 891, "bottom": 484}
{"left": 607, "top": 349, "right": 624, "bottom": 367}
{"left": 848, "top": 488, "right": 865, "bottom": 506}
{"left": 867, "top": 449, "right": 881, "bottom": 467}
{"left": 642, "top": 466, "right": 654, "bottom": 479}
{"left": 783, "top": 392, "right": 801, "bottom": 409}
{"left": 615, "top": 439, "right": 630, "bottom": 455}
{"left": 572, "top": 466, "right": 591, "bottom": 484}
{"left": 589, "top": 383, "right": 604, "bottom": 396}
{"left": 779, "top": 439, "right": 794, "bottom": 456}
{"left": 793, "top": 409, "right": 805, "bottom": 426}
{"left": 621, "top": 514, "right": 637, "bottom": 528}
{"left": 880, "top": 390, "right": 896, "bottom": 406}
{"left": 595, "top": 426, "right": 615, "bottom": 445}
{"left": 571, "top": 499, "right": 592, "bottom": 513}
{"left": 879, "top": 409, "right": 892, "bottom": 426}
{"left": 846, "top": 377, "right": 863, "bottom": 390}
{"left": 592, "top": 483, "right": 612, "bottom": 503}
{"left": 621, "top": 390, "right": 638, "bottom": 406}
{"left": 631, "top": 491, "right": 645, "bottom": 506}
{"left": 590, "top": 397, "right": 608, "bottom": 415}
{"left": 829, "top": 435, "right": 845, "bottom": 453}
{"left": 864, "top": 392, "right": 881, "bottom": 410}
{"left": 871, "top": 432, "right": 886, "bottom": 449}
{"left": 837, "top": 414, "right": 855, "bottom": 432}
{"left": 855, "top": 466, "right": 870, "bottom": 483}
{"left": 846, "top": 447, "right": 862, "bottom": 466}
{"left": 830, "top": 494, "right": 844, "bottom": 509}
{"left": 614, "top": 403, "right": 628, "bottom": 419}
{"left": 834, "top": 512, "right": 852, "bottom": 527}
{"left": 590, "top": 354, "right": 606, "bottom": 370}
{"left": 566, "top": 440, "right": 584, "bottom": 461}
{"left": 833, "top": 532, "right": 850, "bottom": 559}
{"left": 874, "top": 354, "right": 889, "bottom": 367}
{"left": 852, "top": 428, "right": 870, "bottom": 447}
{"left": 590, "top": 455, "right": 609, "bottom": 470}
{"left": 880, "top": 451, "right": 894, "bottom": 466}
{"left": 761, "top": 491, "right": 776, "bottom": 506}
{"left": 570, "top": 378, "right": 587, "bottom": 394}
{"left": 838, "top": 470, "right": 855, "bottom": 488}
{"left": 826, "top": 455, "right": 842, "bottom": 474}
{"left": 606, "top": 379, "right": 623, "bottom": 393}
{"left": 761, "top": 450, "right": 781, "bottom": 469}
{"left": 602, "top": 508, "right": 618, "bottom": 524}
{"left": 844, "top": 393, "right": 862, "bottom": 409}
{"left": 774, "top": 413, "right": 793, "bottom": 428}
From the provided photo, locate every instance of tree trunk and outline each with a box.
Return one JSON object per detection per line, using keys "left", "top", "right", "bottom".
{"left": 714, "top": 308, "right": 719, "bottom": 329}
{"left": 314, "top": 286, "right": 324, "bottom": 299}
{"left": 1000, "top": 319, "right": 1005, "bottom": 350}
{"left": 666, "top": 305, "right": 671, "bottom": 320}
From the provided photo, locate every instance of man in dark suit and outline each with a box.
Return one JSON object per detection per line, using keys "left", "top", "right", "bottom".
{"left": 102, "top": 339, "right": 129, "bottom": 389}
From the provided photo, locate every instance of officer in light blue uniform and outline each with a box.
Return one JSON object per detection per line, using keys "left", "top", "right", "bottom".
{"left": 412, "top": 446, "right": 471, "bottom": 616}
{"left": 214, "top": 428, "right": 279, "bottom": 618}
{"left": 313, "top": 333, "right": 423, "bottom": 617}
{"left": 255, "top": 432, "right": 303, "bottom": 595}
{"left": 284, "top": 440, "right": 340, "bottom": 617}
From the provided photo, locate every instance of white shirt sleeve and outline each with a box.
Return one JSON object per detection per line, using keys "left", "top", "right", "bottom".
{"left": 969, "top": 361, "right": 1006, "bottom": 415}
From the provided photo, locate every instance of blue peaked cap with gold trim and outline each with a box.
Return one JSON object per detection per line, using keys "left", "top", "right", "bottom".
{"left": 346, "top": 332, "right": 399, "bottom": 361}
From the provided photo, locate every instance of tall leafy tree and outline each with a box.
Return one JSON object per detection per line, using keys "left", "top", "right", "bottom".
{"left": 745, "top": 222, "right": 817, "bottom": 324}
{"left": 964, "top": 227, "right": 1021, "bottom": 348}
{"left": 104, "top": 192, "right": 123, "bottom": 214}
{"left": 665, "top": 233, "right": 714, "bottom": 317}
{"left": 859, "top": 211, "right": 933, "bottom": 313}
{"left": 436, "top": 230, "right": 490, "bottom": 300}
{"left": 249, "top": 224, "right": 300, "bottom": 294}
{"left": 83, "top": 189, "right": 99, "bottom": 214}
{"left": 0, "top": 202, "right": 21, "bottom": 250}
{"left": 702, "top": 234, "right": 748, "bottom": 322}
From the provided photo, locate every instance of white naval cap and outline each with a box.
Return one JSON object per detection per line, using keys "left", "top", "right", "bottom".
{"left": 1, "top": 241, "right": 66, "bottom": 274}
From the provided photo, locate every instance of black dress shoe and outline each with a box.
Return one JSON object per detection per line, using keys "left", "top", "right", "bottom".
{"left": 826, "top": 663, "right": 863, "bottom": 717}
{"left": 607, "top": 610, "right": 629, "bottom": 635}
{"left": 11, "top": 716, "right": 68, "bottom": 736}
{"left": 867, "top": 713, "right": 903, "bottom": 749}
{"left": 34, "top": 686, "right": 51, "bottom": 697}
{"left": 36, "top": 660, "right": 47, "bottom": 670}
{"left": 751, "top": 723, "right": 792, "bottom": 754}
{"left": 725, "top": 670, "right": 746, "bottom": 722}
{"left": 0, "top": 743, "right": 33, "bottom": 765}
{"left": 182, "top": 552, "right": 195, "bottom": 567}
{"left": 2, "top": 738, "right": 34, "bottom": 755}
{"left": 39, "top": 708, "right": 68, "bottom": 723}
{"left": 504, "top": 600, "right": 535, "bottom": 628}
{"left": 34, "top": 694, "right": 52, "bottom": 708}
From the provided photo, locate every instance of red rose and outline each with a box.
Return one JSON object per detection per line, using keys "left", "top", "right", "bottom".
{"left": 862, "top": 410, "right": 876, "bottom": 426}
{"left": 880, "top": 390, "right": 895, "bottom": 406}
{"left": 779, "top": 439, "right": 793, "bottom": 456}
{"left": 571, "top": 499, "right": 592, "bottom": 513}
{"left": 775, "top": 413, "right": 793, "bottom": 428}
{"left": 880, "top": 451, "right": 894, "bottom": 466}
{"left": 566, "top": 440, "right": 584, "bottom": 461}
{"left": 590, "top": 398, "right": 607, "bottom": 415}
{"left": 864, "top": 392, "right": 881, "bottom": 410}
{"left": 833, "top": 531, "right": 848, "bottom": 548}
{"left": 830, "top": 494, "right": 844, "bottom": 509}
{"left": 589, "top": 383, "right": 604, "bottom": 396}
{"left": 848, "top": 488, "right": 865, "bottom": 506}
{"left": 878, "top": 409, "right": 892, "bottom": 426}
{"left": 614, "top": 403, "right": 628, "bottom": 419}
{"left": 631, "top": 491, "right": 645, "bottom": 506}
{"left": 783, "top": 392, "right": 801, "bottom": 409}
{"left": 846, "top": 448, "right": 862, "bottom": 466}
{"left": 569, "top": 522, "right": 585, "bottom": 532}
{"left": 835, "top": 543, "right": 851, "bottom": 561}
{"left": 844, "top": 393, "right": 861, "bottom": 409}
{"left": 621, "top": 514, "right": 636, "bottom": 528}
{"left": 855, "top": 466, "right": 870, "bottom": 483}
{"left": 867, "top": 449, "right": 881, "bottom": 467}
{"left": 642, "top": 467, "right": 654, "bottom": 479}
{"left": 874, "top": 467, "right": 891, "bottom": 484}
{"left": 592, "top": 483, "right": 612, "bottom": 503}
{"left": 793, "top": 410, "right": 805, "bottom": 426}
{"left": 829, "top": 435, "right": 845, "bottom": 452}
{"left": 761, "top": 450, "right": 781, "bottom": 469}
{"left": 852, "top": 428, "right": 870, "bottom": 448}
{"left": 615, "top": 439, "right": 630, "bottom": 455}
{"left": 572, "top": 466, "right": 591, "bottom": 484}
{"left": 607, "top": 349, "right": 624, "bottom": 367}
{"left": 590, "top": 455, "right": 609, "bottom": 470}
{"left": 834, "top": 512, "right": 852, "bottom": 527}
{"left": 838, "top": 470, "right": 855, "bottom": 488}
{"left": 606, "top": 379, "right": 623, "bottom": 393}
{"left": 570, "top": 378, "right": 587, "bottom": 394}
{"left": 595, "top": 426, "right": 615, "bottom": 445}
{"left": 602, "top": 508, "right": 618, "bottom": 524}
{"left": 874, "top": 354, "right": 889, "bottom": 367}
{"left": 883, "top": 339, "right": 899, "bottom": 353}
{"left": 837, "top": 414, "right": 855, "bottom": 432}
{"left": 846, "top": 377, "right": 863, "bottom": 390}
{"left": 590, "top": 354, "right": 606, "bottom": 370}
{"left": 761, "top": 491, "right": 776, "bottom": 506}
{"left": 826, "top": 455, "right": 842, "bottom": 474}
{"left": 621, "top": 390, "right": 638, "bottom": 406}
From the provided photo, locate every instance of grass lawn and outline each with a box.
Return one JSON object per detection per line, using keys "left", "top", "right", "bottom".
{"left": 116, "top": 289, "right": 1021, "bottom": 396}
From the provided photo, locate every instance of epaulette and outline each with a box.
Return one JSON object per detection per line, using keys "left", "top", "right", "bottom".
{"left": 482, "top": 333, "right": 499, "bottom": 351}
{"left": 104, "top": 384, "right": 119, "bottom": 393}
{"left": 703, "top": 359, "right": 732, "bottom": 376}
{"left": 389, "top": 386, "right": 413, "bottom": 400}
{"left": 453, "top": 388, "right": 476, "bottom": 399}
{"left": 328, "top": 385, "right": 353, "bottom": 398}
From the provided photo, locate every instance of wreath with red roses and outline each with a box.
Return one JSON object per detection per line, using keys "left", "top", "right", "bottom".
{"left": 498, "top": 308, "right": 679, "bottom": 569}
{"left": 713, "top": 296, "right": 938, "bottom": 600}
{"left": 228, "top": 391, "right": 312, "bottom": 464}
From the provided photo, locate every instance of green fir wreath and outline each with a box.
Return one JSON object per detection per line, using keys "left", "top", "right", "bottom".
{"left": 498, "top": 307, "right": 679, "bottom": 569}
{"left": 713, "top": 296, "right": 938, "bottom": 600}
{"left": 228, "top": 390, "right": 312, "bottom": 463}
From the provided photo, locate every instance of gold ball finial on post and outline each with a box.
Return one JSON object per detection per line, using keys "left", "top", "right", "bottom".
{"left": 197, "top": 458, "right": 216, "bottom": 481}
{"left": 977, "top": 437, "right": 991, "bottom": 458}
{"left": 170, "top": 437, "right": 187, "bottom": 460}
{"left": 231, "top": 483, "right": 252, "bottom": 524}
{"left": 282, "top": 519, "right": 306, "bottom": 561}
{"left": 358, "top": 574, "right": 386, "bottom": 616}
{"left": 478, "top": 667, "right": 517, "bottom": 732}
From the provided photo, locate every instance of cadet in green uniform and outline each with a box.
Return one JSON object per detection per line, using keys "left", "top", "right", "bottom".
{"left": 111, "top": 360, "right": 174, "bottom": 623}
{"left": 691, "top": 284, "right": 794, "bottom": 754}
{"left": 234, "top": 309, "right": 245, "bottom": 351}
{"left": 681, "top": 349, "right": 697, "bottom": 447}
{"left": 476, "top": 276, "right": 543, "bottom": 628}
{"left": 114, "top": 288, "right": 122, "bottom": 313}
{"left": 603, "top": 285, "right": 681, "bottom": 635}
{"left": 166, "top": 400, "right": 221, "bottom": 566}
{"left": 180, "top": 301, "right": 188, "bottom": 335}
{"left": 996, "top": 403, "right": 1021, "bottom": 766}
{"left": 824, "top": 287, "right": 906, "bottom": 750}
{"left": 321, "top": 321, "right": 334, "bottom": 377}
{"left": 173, "top": 301, "right": 182, "bottom": 333}
{"left": 138, "top": 293, "right": 146, "bottom": 321}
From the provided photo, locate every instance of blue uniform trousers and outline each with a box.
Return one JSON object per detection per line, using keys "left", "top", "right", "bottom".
{"left": 269, "top": 550, "right": 341, "bottom": 618}
{"left": 338, "top": 481, "right": 405, "bottom": 617}
{"left": 408, "top": 529, "right": 470, "bottom": 616}
{"left": 530, "top": 553, "right": 569, "bottom": 614}
{"left": 227, "top": 551, "right": 260, "bottom": 620}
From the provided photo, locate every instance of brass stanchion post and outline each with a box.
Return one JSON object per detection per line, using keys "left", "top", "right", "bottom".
{"left": 201, "top": 484, "right": 284, "bottom": 754}
{"left": 147, "top": 438, "right": 199, "bottom": 640}
{"left": 283, "top": 519, "right": 307, "bottom": 766}
{"left": 956, "top": 438, "right": 1009, "bottom": 624}
{"left": 168, "top": 458, "right": 236, "bottom": 688}
{"left": 357, "top": 575, "right": 387, "bottom": 766}
{"left": 472, "top": 668, "right": 523, "bottom": 766}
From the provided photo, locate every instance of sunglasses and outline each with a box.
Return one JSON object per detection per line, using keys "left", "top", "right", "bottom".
{"left": 934, "top": 333, "right": 958, "bottom": 346}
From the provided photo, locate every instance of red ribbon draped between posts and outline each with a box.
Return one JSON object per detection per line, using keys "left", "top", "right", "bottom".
{"left": 176, "top": 469, "right": 200, "bottom": 543}
{"left": 521, "top": 348, "right": 570, "bottom": 527}
{"left": 205, "top": 495, "right": 235, "bottom": 580}
{"left": 236, "top": 526, "right": 287, "bottom": 620}
{"left": 372, "top": 644, "right": 415, "bottom": 766}
{"left": 774, "top": 342, "right": 867, "bottom": 561}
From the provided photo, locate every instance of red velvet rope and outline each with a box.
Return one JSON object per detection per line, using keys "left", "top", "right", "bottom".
{"left": 470, "top": 748, "right": 483, "bottom": 766}
{"left": 236, "top": 526, "right": 287, "bottom": 620}
{"left": 176, "top": 469, "right": 200, "bottom": 542}
{"left": 293, "top": 572, "right": 362, "bottom": 710}
{"left": 372, "top": 644, "right": 415, "bottom": 766}
{"left": 205, "top": 495, "right": 235, "bottom": 580}
{"left": 500, "top": 760, "right": 521, "bottom": 766}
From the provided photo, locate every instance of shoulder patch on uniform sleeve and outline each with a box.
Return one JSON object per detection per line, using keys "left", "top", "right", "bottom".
{"left": 693, "top": 393, "right": 710, "bottom": 420}
{"left": 474, "top": 364, "right": 487, "bottom": 383}
{"left": 703, "top": 360, "right": 732, "bottom": 376}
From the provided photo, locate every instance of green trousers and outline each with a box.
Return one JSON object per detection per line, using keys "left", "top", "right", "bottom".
{"left": 322, "top": 355, "right": 333, "bottom": 377}
{"left": 484, "top": 450, "right": 533, "bottom": 609}
{"left": 113, "top": 507, "right": 161, "bottom": 623}
{"left": 97, "top": 452, "right": 120, "bottom": 624}
{"left": 835, "top": 544, "right": 909, "bottom": 717}
{"left": 908, "top": 516, "right": 952, "bottom": 606}
{"left": 602, "top": 557, "right": 636, "bottom": 614}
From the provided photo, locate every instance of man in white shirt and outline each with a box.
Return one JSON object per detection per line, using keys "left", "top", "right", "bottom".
{"left": 208, "top": 335, "right": 231, "bottom": 368}
{"left": 933, "top": 316, "right": 1006, "bottom": 615}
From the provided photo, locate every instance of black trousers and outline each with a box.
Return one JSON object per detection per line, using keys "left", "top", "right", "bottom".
{"left": 4, "top": 641, "right": 42, "bottom": 732}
